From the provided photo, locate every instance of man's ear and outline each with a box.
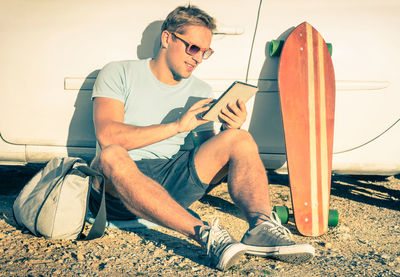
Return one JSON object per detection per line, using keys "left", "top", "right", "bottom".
{"left": 160, "top": 30, "right": 172, "bottom": 49}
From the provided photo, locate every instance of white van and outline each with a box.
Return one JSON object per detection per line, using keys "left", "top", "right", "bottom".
{"left": 1, "top": 0, "right": 399, "bottom": 175}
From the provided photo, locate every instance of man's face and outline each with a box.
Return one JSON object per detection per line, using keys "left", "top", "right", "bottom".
{"left": 165, "top": 25, "right": 213, "bottom": 81}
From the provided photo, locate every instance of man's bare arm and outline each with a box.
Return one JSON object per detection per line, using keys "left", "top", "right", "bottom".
{"left": 93, "top": 97, "right": 213, "bottom": 150}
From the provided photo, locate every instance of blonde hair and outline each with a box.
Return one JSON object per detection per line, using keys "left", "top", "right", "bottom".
{"left": 161, "top": 5, "right": 216, "bottom": 34}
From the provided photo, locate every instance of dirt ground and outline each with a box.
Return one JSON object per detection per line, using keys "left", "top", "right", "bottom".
{"left": 0, "top": 164, "right": 399, "bottom": 276}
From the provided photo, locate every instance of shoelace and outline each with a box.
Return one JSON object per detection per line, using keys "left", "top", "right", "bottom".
{"left": 206, "top": 218, "right": 233, "bottom": 257}
{"left": 267, "top": 211, "right": 294, "bottom": 241}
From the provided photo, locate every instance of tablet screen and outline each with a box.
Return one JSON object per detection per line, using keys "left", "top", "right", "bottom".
{"left": 202, "top": 81, "right": 258, "bottom": 122}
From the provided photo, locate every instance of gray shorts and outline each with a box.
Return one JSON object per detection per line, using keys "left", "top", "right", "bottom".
{"left": 89, "top": 148, "right": 209, "bottom": 220}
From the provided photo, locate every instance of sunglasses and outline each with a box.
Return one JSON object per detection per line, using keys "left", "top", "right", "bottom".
{"left": 172, "top": 32, "right": 214, "bottom": 60}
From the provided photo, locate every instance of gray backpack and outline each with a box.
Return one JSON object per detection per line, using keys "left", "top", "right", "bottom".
{"left": 13, "top": 157, "right": 106, "bottom": 240}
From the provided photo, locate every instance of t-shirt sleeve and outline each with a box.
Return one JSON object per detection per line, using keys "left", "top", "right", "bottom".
{"left": 91, "top": 62, "right": 126, "bottom": 102}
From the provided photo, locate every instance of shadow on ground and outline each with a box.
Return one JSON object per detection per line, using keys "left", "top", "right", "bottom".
{"left": 1, "top": 165, "right": 399, "bottom": 212}
{"left": 200, "top": 173, "right": 400, "bottom": 222}
{"left": 330, "top": 175, "right": 400, "bottom": 211}
{"left": 266, "top": 173, "right": 400, "bottom": 212}
{"left": 130, "top": 228, "right": 210, "bottom": 268}
{"left": 0, "top": 164, "right": 45, "bottom": 195}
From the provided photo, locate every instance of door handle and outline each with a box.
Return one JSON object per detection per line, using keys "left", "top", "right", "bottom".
{"left": 214, "top": 26, "right": 244, "bottom": 35}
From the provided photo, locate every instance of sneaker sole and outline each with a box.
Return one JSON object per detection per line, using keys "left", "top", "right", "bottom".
{"left": 243, "top": 243, "right": 315, "bottom": 264}
{"left": 216, "top": 243, "right": 247, "bottom": 271}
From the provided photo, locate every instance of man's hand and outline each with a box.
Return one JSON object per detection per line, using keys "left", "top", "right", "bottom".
{"left": 175, "top": 98, "right": 213, "bottom": 133}
{"left": 219, "top": 100, "right": 247, "bottom": 130}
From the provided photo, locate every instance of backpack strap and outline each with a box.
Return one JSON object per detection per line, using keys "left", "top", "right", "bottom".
{"left": 76, "top": 165, "right": 107, "bottom": 240}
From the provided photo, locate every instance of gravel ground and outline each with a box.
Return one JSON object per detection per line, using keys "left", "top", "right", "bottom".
{"left": 0, "top": 164, "right": 399, "bottom": 276}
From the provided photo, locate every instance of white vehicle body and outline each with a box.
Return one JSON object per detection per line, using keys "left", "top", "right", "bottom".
{"left": 1, "top": 0, "right": 399, "bottom": 175}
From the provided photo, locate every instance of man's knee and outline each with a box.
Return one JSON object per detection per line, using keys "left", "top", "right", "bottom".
{"left": 220, "top": 129, "right": 257, "bottom": 150}
{"left": 100, "top": 144, "right": 126, "bottom": 162}
{"left": 96, "top": 144, "right": 132, "bottom": 174}
{"left": 89, "top": 145, "right": 130, "bottom": 195}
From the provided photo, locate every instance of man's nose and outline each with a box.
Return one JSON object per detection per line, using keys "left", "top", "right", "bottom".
{"left": 192, "top": 51, "right": 204, "bottom": 64}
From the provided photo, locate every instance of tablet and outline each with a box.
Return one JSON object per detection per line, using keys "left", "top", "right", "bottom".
{"left": 202, "top": 81, "right": 258, "bottom": 122}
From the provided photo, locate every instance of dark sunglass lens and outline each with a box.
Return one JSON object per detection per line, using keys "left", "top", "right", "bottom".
{"left": 188, "top": 44, "right": 200, "bottom": 55}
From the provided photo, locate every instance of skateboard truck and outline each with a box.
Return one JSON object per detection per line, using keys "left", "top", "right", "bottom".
{"left": 273, "top": 206, "right": 339, "bottom": 227}
{"left": 270, "top": 39, "right": 333, "bottom": 57}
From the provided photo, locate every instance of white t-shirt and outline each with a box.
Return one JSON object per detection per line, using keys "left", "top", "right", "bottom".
{"left": 92, "top": 59, "right": 213, "bottom": 160}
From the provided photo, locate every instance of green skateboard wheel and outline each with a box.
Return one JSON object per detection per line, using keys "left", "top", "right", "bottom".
{"left": 269, "top": 40, "right": 284, "bottom": 57}
{"left": 326, "top": 43, "right": 333, "bottom": 56}
{"left": 273, "top": 206, "right": 289, "bottom": 224}
{"left": 328, "top": 209, "right": 339, "bottom": 227}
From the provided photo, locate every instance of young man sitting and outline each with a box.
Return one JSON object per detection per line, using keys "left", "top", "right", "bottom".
{"left": 89, "top": 5, "right": 315, "bottom": 271}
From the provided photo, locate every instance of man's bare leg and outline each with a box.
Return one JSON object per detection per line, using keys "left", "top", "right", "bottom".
{"left": 194, "top": 129, "right": 272, "bottom": 225}
{"left": 92, "top": 144, "right": 250, "bottom": 271}
{"left": 194, "top": 129, "right": 315, "bottom": 264}
{"left": 91, "top": 144, "right": 204, "bottom": 241}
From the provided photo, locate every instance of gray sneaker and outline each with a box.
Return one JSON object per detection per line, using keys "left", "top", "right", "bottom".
{"left": 199, "top": 218, "right": 246, "bottom": 271}
{"left": 241, "top": 212, "right": 315, "bottom": 263}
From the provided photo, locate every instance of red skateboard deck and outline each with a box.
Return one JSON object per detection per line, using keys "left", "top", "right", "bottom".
{"left": 278, "top": 22, "right": 336, "bottom": 236}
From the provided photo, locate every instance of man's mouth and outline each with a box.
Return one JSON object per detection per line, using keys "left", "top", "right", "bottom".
{"left": 185, "top": 62, "right": 196, "bottom": 71}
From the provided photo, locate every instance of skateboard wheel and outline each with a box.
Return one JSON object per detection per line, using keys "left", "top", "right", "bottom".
{"left": 269, "top": 40, "right": 284, "bottom": 57}
{"left": 328, "top": 209, "right": 339, "bottom": 227}
{"left": 326, "top": 43, "right": 333, "bottom": 56}
{"left": 273, "top": 206, "right": 289, "bottom": 224}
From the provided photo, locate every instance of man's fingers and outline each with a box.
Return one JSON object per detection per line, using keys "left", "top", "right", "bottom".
{"left": 237, "top": 100, "right": 246, "bottom": 111}
{"left": 228, "top": 102, "right": 241, "bottom": 115}
{"left": 228, "top": 101, "right": 247, "bottom": 116}
{"left": 221, "top": 107, "right": 239, "bottom": 121}
{"left": 189, "top": 98, "right": 214, "bottom": 111}
{"left": 190, "top": 105, "right": 210, "bottom": 117}
{"left": 219, "top": 112, "right": 234, "bottom": 125}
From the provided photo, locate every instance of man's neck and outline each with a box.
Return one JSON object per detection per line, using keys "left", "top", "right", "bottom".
{"left": 149, "top": 57, "right": 182, "bottom": 86}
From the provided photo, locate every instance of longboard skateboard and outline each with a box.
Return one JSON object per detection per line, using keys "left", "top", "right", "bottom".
{"left": 272, "top": 22, "right": 337, "bottom": 236}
